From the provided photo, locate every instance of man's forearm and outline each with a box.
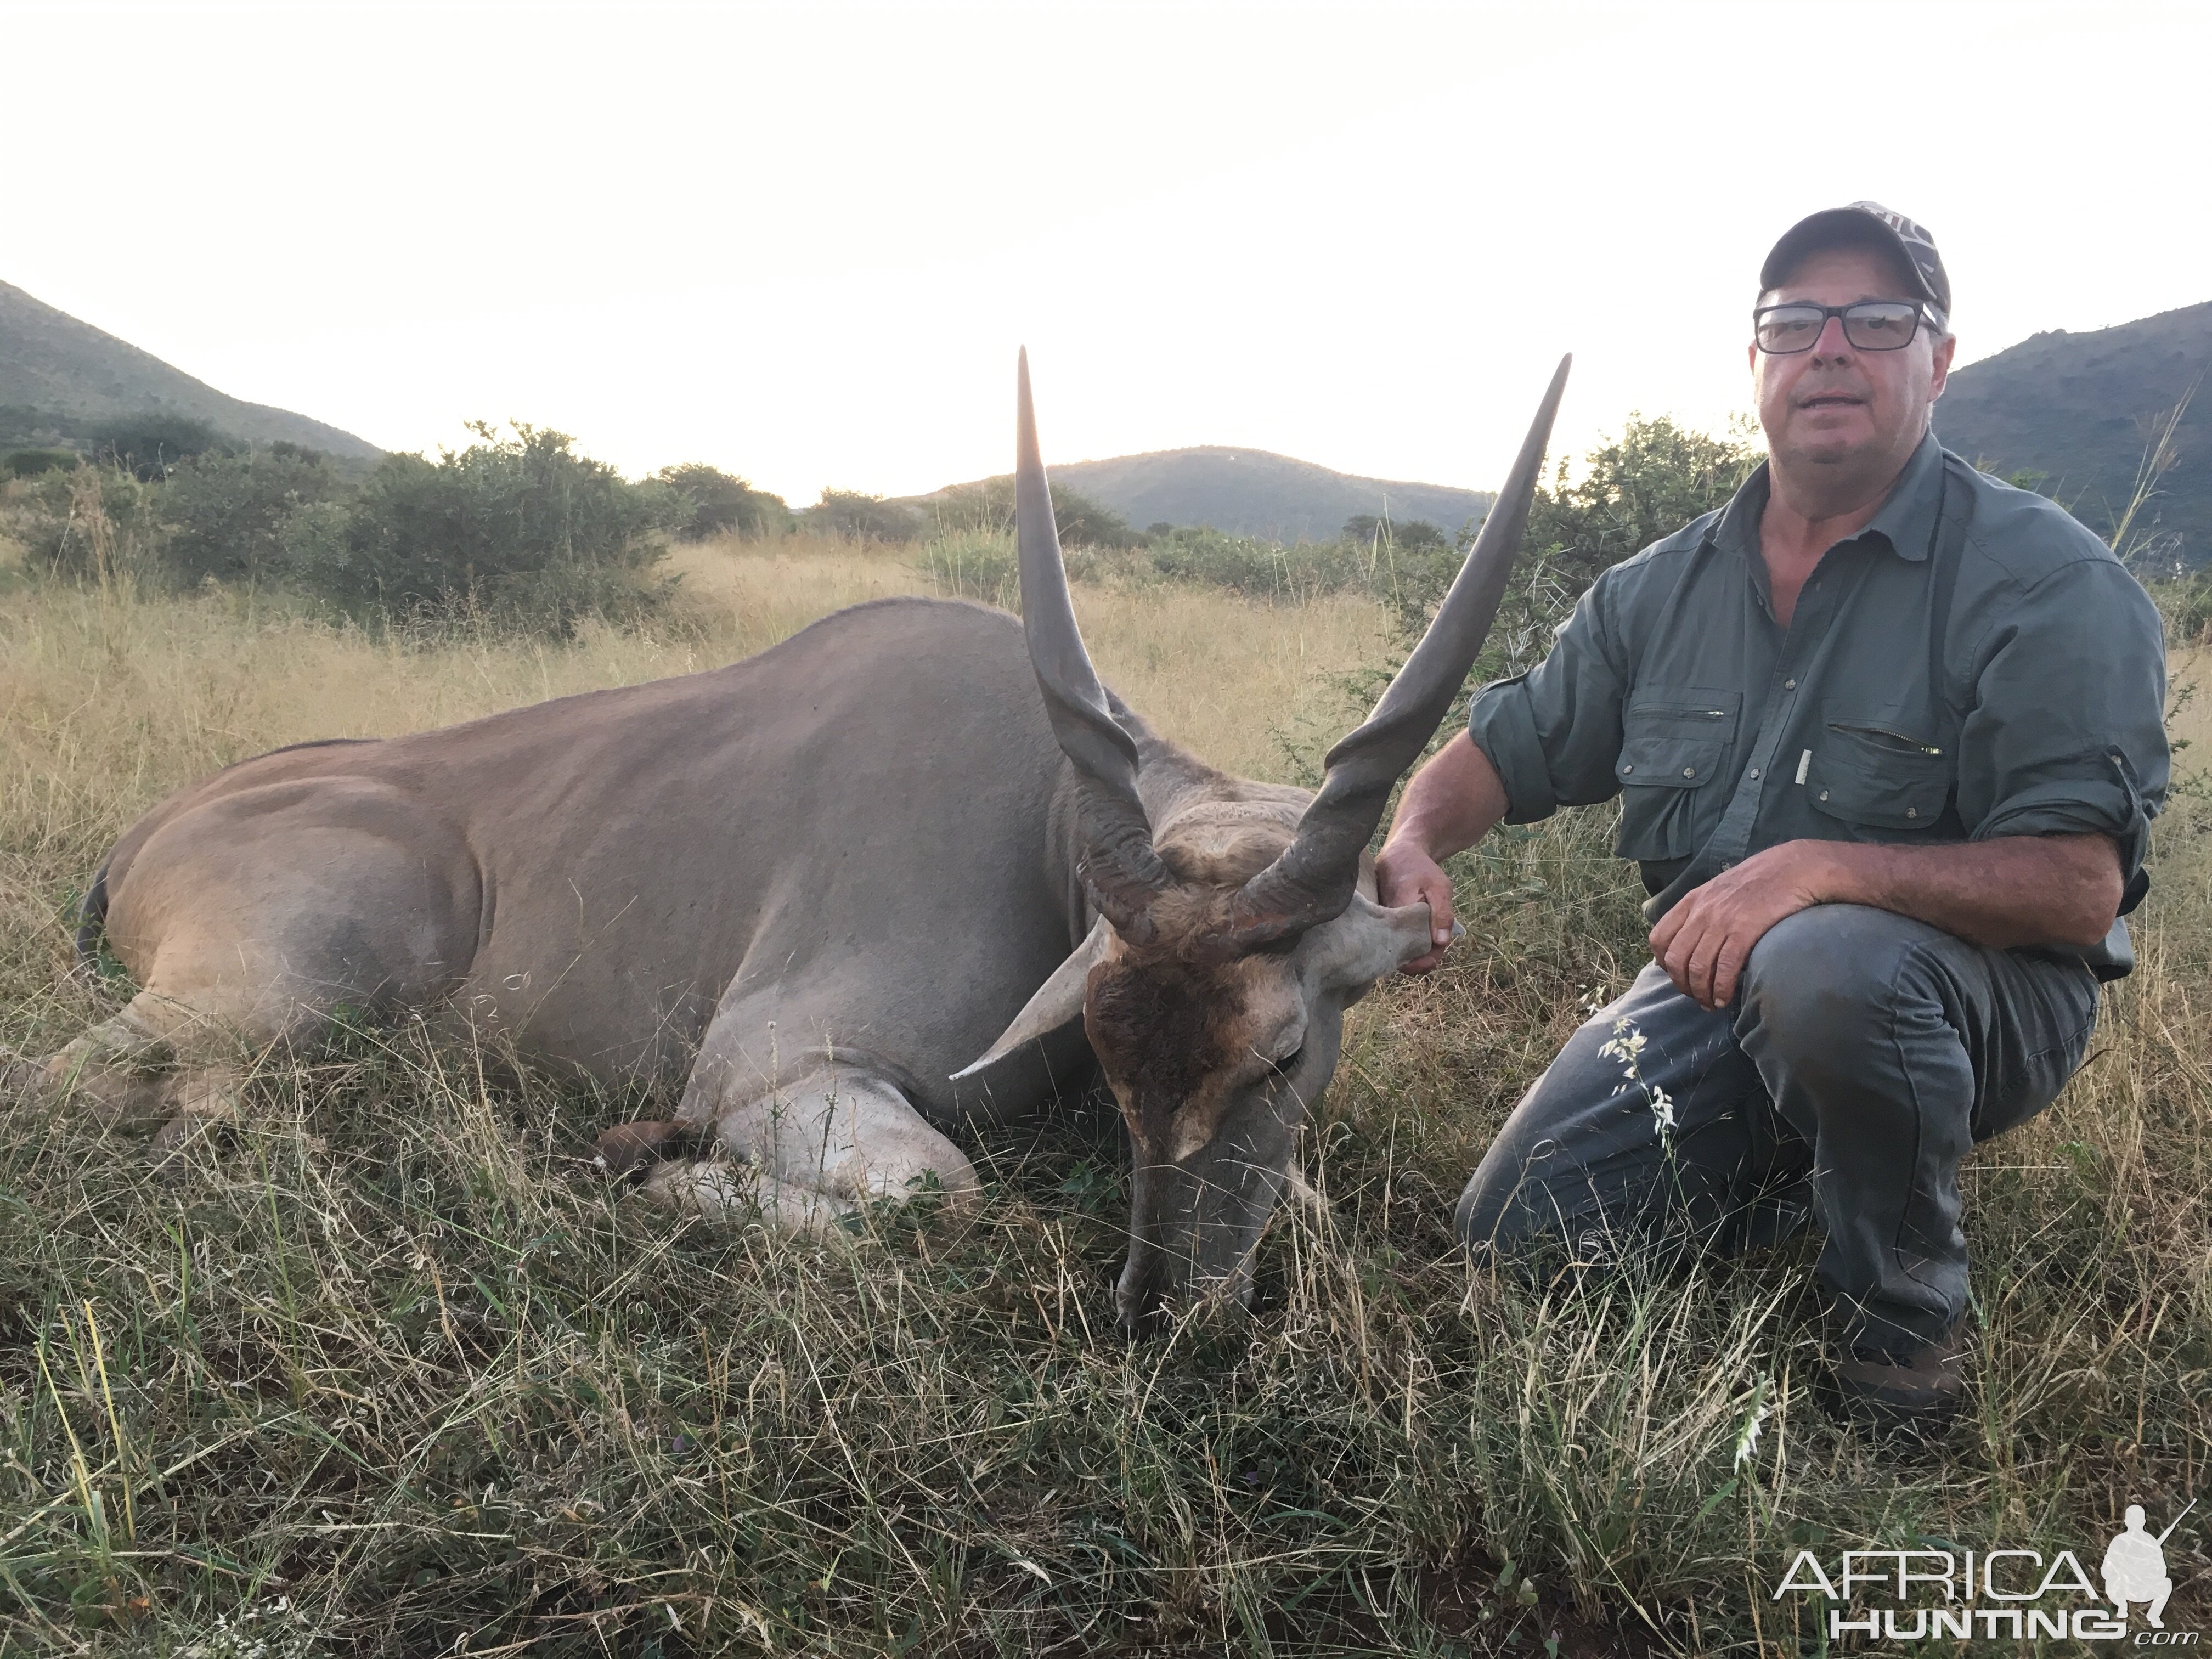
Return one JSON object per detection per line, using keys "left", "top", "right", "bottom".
{"left": 1384, "top": 731, "right": 1511, "bottom": 860}
{"left": 1650, "top": 829, "right": 2126, "bottom": 1010}
{"left": 1807, "top": 832, "right": 2123, "bottom": 951}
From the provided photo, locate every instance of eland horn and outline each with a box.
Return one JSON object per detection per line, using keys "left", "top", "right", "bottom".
{"left": 1218, "top": 353, "right": 1572, "bottom": 952}
{"left": 1015, "top": 349, "right": 1175, "bottom": 941}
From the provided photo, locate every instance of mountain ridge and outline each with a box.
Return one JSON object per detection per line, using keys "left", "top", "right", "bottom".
{"left": 1936, "top": 300, "right": 2211, "bottom": 565}
{"left": 0, "top": 279, "right": 380, "bottom": 460}
{"left": 919, "top": 445, "right": 1496, "bottom": 543}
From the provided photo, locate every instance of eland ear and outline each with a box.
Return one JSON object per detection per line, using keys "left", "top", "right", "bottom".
{"left": 1308, "top": 894, "right": 1463, "bottom": 989}
{"left": 952, "top": 918, "right": 1111, "bottom": 1080}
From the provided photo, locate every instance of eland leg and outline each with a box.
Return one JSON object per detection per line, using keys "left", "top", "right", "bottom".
{"left": 15, "top": 811, "right": 477, "bottom": 1157}
{"left": 9, "top": 990, "right": 255, "bottom": 1142}
{"left": 640, "top": 1062, "right": 980, "bottom": 1233}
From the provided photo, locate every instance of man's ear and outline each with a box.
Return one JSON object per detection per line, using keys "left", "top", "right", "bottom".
{"left": 1929, "top": 331, "right": 1955, "bottom": 402}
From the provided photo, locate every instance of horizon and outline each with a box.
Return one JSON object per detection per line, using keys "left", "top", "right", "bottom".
{"left": 3, "top": 1, "right": 2207, "bottom": 501}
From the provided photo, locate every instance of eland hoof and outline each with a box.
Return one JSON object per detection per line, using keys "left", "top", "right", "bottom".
{"left": 593, "top": 1119, "right": 693, "bottom": 1180}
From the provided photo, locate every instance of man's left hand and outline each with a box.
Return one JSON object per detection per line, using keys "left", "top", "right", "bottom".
{"left": 1649, "top": 840, "right": 1840, "bottom": 1010}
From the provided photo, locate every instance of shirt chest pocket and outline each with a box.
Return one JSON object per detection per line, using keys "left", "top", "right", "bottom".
{"left": 1613, "top": 688, "right": 1741, "bottom": 862}
{"left": 1805, "top": 718, "right": 1952, "bottom": 833}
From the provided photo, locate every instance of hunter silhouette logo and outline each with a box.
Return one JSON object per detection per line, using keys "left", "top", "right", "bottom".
{"left": 2105, "top": 1501, "right": 2192, "bottom": 1629}
{"left": 1770, "top": 1498, "right": 2198, "bottom": 1644}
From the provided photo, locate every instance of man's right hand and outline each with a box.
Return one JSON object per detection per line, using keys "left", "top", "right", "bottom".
{"left": 1375, "top": 839, "right": 1457, "bottom": 974}
{"left": 1373, "top": 732, "right": 1510, "bottom": 975}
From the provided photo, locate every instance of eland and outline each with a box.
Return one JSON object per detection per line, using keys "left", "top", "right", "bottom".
{"left": 15, "top": 353, "right": 1567, "bottom": 1331}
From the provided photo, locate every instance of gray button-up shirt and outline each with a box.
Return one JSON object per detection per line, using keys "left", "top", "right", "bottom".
{"left": 1465, "top": 432, "right": 2170, "bottom": 978}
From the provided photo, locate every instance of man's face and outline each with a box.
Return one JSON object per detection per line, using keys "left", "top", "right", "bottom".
{"left": 1750, "top": 244, "right": 1954, "bottom": 485}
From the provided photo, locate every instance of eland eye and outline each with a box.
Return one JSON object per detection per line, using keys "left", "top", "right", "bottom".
{"left": 1270, "top": 1046, "right": 1305, "bottom": 1076}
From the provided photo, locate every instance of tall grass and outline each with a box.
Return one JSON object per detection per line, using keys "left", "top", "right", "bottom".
{"left": 0, "top": 542, "right": 2205, "bottom": 1653}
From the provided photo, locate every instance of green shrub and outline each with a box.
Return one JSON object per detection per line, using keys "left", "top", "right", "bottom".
{"left": 2, "top": 448, "right": 78, "bottom": 478}
{"left": 654, "top": 462, "right": 793, "bottom": 540}
{"left": 87, "top": 413, "right": 235, "bottom": 481}
{"left": 1382, "top": 415, "right": 1763, "bottom": 670}
{"left": 161, "top": 442, "right": 350, "bottom": 586}
{"left": 809, "top": 488, "right": 921, "bottom": 542}
{"left": 11, "top": 461, "right": 164, "bottom": 583}
{"left": 928, "top": 478, "right": 1141, "bottom": 549}
{"left": 917, "top": 528, "right": 1020, "bottom": 607}
{"left": 2149, "top": 569, "right": 2212, "bottom": 646}
{"left": 309, "top": 422, "right": 681, "bottom": 637}
{"left": 1342, "top": 514, "right": 1450, "bottom": 551}
{"left": 1148, "top": 524, "right": 1371, "bottom": 600}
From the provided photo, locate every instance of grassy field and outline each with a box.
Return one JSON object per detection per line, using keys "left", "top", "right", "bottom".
{"left": 0, "top": 536, "right": 2205, "bottom": 1655}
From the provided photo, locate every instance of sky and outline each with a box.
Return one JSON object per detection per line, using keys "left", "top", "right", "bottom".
{"left": 3, "top": 0, "right": 2208, "bottom": 505}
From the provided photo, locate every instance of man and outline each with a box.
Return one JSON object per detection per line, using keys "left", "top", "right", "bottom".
{"left": 1375, "top": 202, "right": 2170, "bottom": 1424}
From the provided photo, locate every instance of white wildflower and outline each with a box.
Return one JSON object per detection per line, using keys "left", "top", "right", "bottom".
{"left": 1733, "top": 1375, "right": 1775, "bottom": 1470}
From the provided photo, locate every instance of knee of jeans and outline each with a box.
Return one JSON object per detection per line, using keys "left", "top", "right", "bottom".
{"left": 1739, "top": 905, "right": 1923, "bottom": 1074}
{"left": 1455, "top": 1146, "right": 1596, "bottom": 1257}
{"left": 1454, "top": 1159, "right": 1513, "bottom": 1252}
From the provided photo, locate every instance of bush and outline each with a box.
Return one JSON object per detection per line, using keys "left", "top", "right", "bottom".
{"left": 809, "top": 488, "right": 921, "bottom": 542}
{"left": 1147, "top": 524, "right": 1371, "bottom": 600}
{"left": 2, "top": 448, "right": 78, "bottom": 478}
{"left": 1383, "top": 415, "right": 1763, "bottom": 668}
{"left": 916, "top": 528, "right": 1020, "bottom": 608}
{"left": 88, "top": 413, "right": 234, "bottom": 481}
{"left": 306, "top": 422, "right": 681, "bottom": 636}
{"left": 654, "top": 463, "right": 792, "bottom": 541}
{"left": 9, "top": 421, "right": 687, "bottom": 638}
{"left": 2149, "top": 569, "right": 2212, "bottom": 646}
{"left": 161, "top": 443, "right": 349, "bottom": 586}
{"left": 10, "top": 461, "right": 165, "bottom": 583}
{"left": 1342, "top": 514, "right": 1451, "bottom": 551}
{"left": 928, "top": 479, "right": 1141, "bottom": 549}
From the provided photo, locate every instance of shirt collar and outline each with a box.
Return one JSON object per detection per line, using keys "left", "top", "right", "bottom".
{"left": 1712, "top": 429, "right": 1947, "bottom": 565}
{"left": 1856, "top": 431, "right": 1946, "bottom": 562}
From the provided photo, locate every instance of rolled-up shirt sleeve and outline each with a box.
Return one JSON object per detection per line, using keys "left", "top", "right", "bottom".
{"left": 1465, "top": 574, "right": 1631, "bottom": 825}
{"left": 1958, "top": 558, "right": 2169, "bottom": 895}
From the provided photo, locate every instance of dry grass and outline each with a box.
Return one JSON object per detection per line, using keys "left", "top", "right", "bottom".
{"left": 0, "top": 553, "right": 2206, "bottom": 1655}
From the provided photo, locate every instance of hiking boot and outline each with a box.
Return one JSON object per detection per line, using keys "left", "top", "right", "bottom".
{"left": 1830, "top": 1319, "right": 1970, "bottom": 1429}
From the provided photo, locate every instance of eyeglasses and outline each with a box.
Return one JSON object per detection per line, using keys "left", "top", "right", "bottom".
{"left": 1753, "top": 301, "right": 1931, "bottom": 354}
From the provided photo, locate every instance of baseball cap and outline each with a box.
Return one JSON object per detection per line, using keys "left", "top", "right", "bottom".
{"left": 1760, "top": 202, "right": 1950, "bottom": 319}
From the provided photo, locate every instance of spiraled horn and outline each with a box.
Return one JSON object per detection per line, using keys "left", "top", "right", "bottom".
{"left": 1216, "top": 354, "right": 1572, "bottom": 953}
{"left": 1015, "top": 349, "right": 1174, "bottom": 940}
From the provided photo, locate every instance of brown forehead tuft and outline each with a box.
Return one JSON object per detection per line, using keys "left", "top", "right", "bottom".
{"left": 1084, "top": 950, "right": 1237, "bottom": 1131}
{"left": 1152, "top": 799, "right": 1299, "bottom": 889}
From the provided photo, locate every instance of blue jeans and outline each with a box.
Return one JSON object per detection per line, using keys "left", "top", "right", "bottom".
{"left": 1455, "top": 904, "right": 2101, "bottom": 1356}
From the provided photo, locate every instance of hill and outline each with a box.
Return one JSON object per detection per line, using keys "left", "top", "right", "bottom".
{"left": 923, "top": 446, "right": 1494, "bottom": 543}
{"left": 1937, "top": 300, "right": 2211, "bottom": 565}
{"left": 0, "top": 279, "right": 380, "bottom": 460}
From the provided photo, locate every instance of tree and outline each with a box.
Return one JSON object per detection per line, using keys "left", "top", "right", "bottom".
{"left": 927, "top": 478, "right": 1141, "bottom": 549}
{"left": 2, "top": 448, "right": 78, "bottom": 478}
{"left": 810, "top": 489, "right": 922, "bottom": 542}
{"left": 162, "top": 442, "right": 348, "bottom": 585}
{"left": 1341, "top": 514, "right": 1448, "bottom": 551}
{"left": 1522, "top": 413, "right": 1762, "bottom": 597}
{"left": 1386, "top": 415, "right": 1759, "bottom": 632}
{"left": 654, "top": 462, "right": 793, "bottom": 540}
{"left": 1381, "top": 415, "right": 1763, "bottom": 693}
{"left": 88, "top": 413, "right": 234, "bottom": 481}
{"left": 304, "top": 422, "right": 681, "bottom": 635}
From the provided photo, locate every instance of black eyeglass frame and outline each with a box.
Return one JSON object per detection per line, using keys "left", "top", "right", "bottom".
{"left": 1751, "top": 300, "right": 1939, "bottom": 354}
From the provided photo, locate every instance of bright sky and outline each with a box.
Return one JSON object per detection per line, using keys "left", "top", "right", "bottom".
{"left": 3, "top": 1, "right": 2207, "bottom": 505}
